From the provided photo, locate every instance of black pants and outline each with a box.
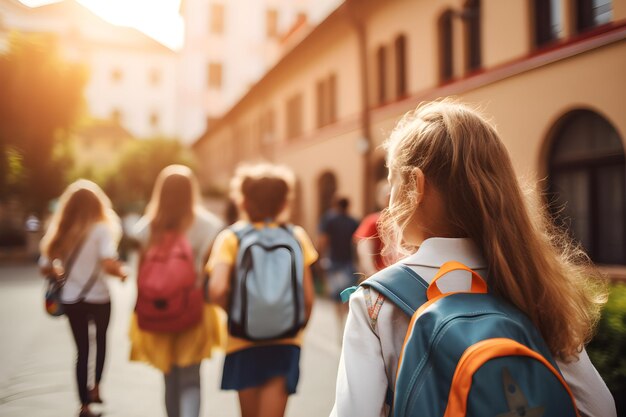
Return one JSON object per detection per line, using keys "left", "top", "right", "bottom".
{"left": 64, "top": 301, "right": 111, "bottom": 405}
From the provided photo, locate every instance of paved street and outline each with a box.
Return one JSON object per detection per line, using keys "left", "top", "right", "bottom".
{"left": 0, "top": 261, "right": 342, "bottom": 417}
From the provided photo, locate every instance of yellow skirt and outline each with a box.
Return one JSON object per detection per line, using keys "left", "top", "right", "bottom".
{"left": 129, "top": 304, "right": 227, "bottom": 373}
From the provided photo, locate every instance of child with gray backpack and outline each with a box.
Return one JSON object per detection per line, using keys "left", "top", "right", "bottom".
{"left": 207, "top": 163, "right": 318, "bottom": 417}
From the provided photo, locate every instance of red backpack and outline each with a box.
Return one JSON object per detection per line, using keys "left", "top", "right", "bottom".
{"left": 136, "top": 233, "right": 203, "bottom": 332}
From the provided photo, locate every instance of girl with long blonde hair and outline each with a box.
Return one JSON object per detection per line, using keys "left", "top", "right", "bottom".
{"left": 39, "top": 179, "right": 127, "bottom": 417}
{"left": 129, "top": 165, "right": 224, "bottom": 417}
{"left": 331, "top": 100, "right": 615, "bottom": 417}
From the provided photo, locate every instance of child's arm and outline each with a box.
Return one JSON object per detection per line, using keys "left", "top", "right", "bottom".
{"left": 205, "top": 229, "right": 236, "bottom": 310}
{"left": 331, "top": 289, "right": 389, "bottom": 417}
{"left": 303, "top": 265, "right": 315, "bottom": 321}
{"left": 208, "top": 262, "right": 231, "bottom": 310}
{"left": 557, "top": 348, "right": 617, "bottom": 417}
{"left": 102, "top": 258, "right": 128, "bottom": 281}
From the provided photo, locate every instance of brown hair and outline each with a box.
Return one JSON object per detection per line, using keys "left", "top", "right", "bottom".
{"left": 40, "top": 179, "right": 120, "bottom": 260}
{"left": 381, "top": 99, "right": 607, "bottom": 360}
{"left": 145, "top": 165, "right": 200, "bottom": 243}
{"left": 230, "top": 163, "right": 295, "bottom": 222}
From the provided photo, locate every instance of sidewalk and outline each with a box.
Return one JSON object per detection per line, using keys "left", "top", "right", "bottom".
{"left": 0, "top": 264, "right": 341, "bottom": 417}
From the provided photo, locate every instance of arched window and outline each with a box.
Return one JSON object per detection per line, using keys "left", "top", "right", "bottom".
{"left": 318, "top": 171, "right": 337, "bottom": 220}
{"left": 463, "top": 0, "right": 481, "bottom": 72}
{"left": 533, "top": 0, "right": 562, "bottom": 47}
{"left": 576, "top": 0, "right": 612, "bottom": 33}
{"left": 548, "top": 110, "right": 625, "bottom": 264}
{"left": 438, "top": 10, "right": 454, "bottom": 83}
{"left": 376, "top": 46, "right": 387, "bottom": 104}
{"left": 394, "top": 34, "right": 407, "bottom": 98}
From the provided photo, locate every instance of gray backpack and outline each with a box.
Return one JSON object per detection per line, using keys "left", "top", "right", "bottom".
{"left": 228, "top": 223, "right": 306, "bottom": 341}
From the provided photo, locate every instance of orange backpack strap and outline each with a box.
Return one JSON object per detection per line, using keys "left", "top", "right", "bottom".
{"left": 426, "top": 260, "right": 488, "bottom": 300}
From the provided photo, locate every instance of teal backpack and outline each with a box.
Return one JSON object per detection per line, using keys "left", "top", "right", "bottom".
{"left": 355, "top": 261, "right": 580, "bottom": 417}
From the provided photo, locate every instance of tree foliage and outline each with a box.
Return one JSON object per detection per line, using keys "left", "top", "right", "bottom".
{"left": 587, "top": 283, "right": 626, "bottom": 413}
{"left": 103, "top": 137, "right": 195, "bottom": 212}
{"left": 0, "top": 32, "right": 86, "bottom": 213}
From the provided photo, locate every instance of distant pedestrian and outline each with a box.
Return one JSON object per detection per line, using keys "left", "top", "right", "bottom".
{"left": 129, "top": 165, "right": 224, "bottom": 417}
{"left": 353, "top": 181, "right": 392, "bottom": 278}
{"left": 39, "top": 179, "right": 127, "bottom": 417}
{"left": 331, "top": 100, "right": 615, "bottom": 417}
{"left": 318, "top": 197, "right": 359, "bottom": 332}
{"left": 208, "top": 163, "right": 318, "bottom": 417}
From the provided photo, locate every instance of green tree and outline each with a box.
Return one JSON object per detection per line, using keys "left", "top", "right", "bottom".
{"left": 0, "top": 32, "right": 86, "bottom": 214}
{"left": 104, "top": 137, "right": 195, "bottom": 212}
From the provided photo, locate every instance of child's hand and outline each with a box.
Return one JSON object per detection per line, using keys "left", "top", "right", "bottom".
{"left": 102, "top": 258, "right": 128, "bottom": 280}
{"left": 118, "top": 265, "right": 129, "bottom": 282}
{"left": 49, "top": 259, "right": 65, "bottom": 281}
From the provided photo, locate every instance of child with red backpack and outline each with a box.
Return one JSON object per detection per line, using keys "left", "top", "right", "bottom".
{"left": 331, "top": 101, "right": 616, "bottom": 417}
{"left": 129, "top": 165, "right": 224, "bottom": 417}
{"left": 207, "top": 163, "right": 318, "bottom": 417}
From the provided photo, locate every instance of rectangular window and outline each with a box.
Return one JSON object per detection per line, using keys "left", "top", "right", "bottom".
{"left": 439, "top": 11, "right": 454, "bottom": 83}
{"left": 260, "top": 109, "right": 275, "bottom": 145}
{"left": 149, "top": 68, "right": 161, "bottom": 86}
{"left": 577, "top": 0, "right": 613, "bottom": 33}
{"left": 395, "top": 35, "right": 407, "bottom": 98}
{"left": 111, "top": 68, "right": 123, "bottom": 83}
{"left": 316, "top": 79, "right": 326, "bottom": 128}
{"left": 210, "top": 3, "right": 224, "bottom": 34}
{"left": 266, "top": 9, "right": 278, "bottom": 37}
{"left": 286, "top": 94, "right": 303, "bottom": 140}
{"left": 328, "top": 73, "right": 337, "bottom": 124}
{"left": 111, "top": 108, "right": 122, "bottom": 124}
{"left": 207, "top": 63, "right": 222, "bottom": 89}
{"left": 150, "top": 112, "right": 160, "bottom": 128}
{"left": 534, "top": 0, "right": 562, "bottom": 47}
{"left": 376, "top": 46, "right": 387, "bottom": 104}
{"left": 316, "top": 74, "right": 337, "bottom": 128}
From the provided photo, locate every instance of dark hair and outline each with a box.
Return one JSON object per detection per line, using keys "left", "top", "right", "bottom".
{"left": 336, "top": 197, "right": 350, "bottom": 212}
{"left": 231, "top": 164, "right": 295, "bottom": 223}
{"left": 242, "top": 176, "right": 289, "bottom": 222}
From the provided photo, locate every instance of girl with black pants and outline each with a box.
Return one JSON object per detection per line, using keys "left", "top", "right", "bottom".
{"left": 40, "top": 180, "right": 127, "bottom": 417}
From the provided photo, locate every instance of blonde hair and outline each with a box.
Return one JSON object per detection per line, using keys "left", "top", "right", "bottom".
{"left": 230, "top": 163, "right": 295, "bottom": 223}
{"left": 381, "top": 99, "right": 607, "bottom": 360}
{"left": 40, "top": 179, "right": 121, "bottom": 260}
{"left": 145, "top": 164, "right": 202, "bottom": 243}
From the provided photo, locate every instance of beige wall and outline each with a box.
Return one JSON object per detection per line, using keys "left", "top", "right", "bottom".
{"left": 615, "top": 0, "right": 626, "bottom": 20}
{"left": 483, "top": 0, "right": 531, "bottom": 67}
{"left": 277, "top": 129, "right": 363, "bottom": 232}
{"left": 465, "top": 40, "right": 626, "bottom": 178}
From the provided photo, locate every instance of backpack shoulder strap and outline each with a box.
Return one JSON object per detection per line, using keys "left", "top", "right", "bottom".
{"left": 230, "top": 223, "right": 255, "bottom": 242}
{"left": 360, "top": 264, "right": 429, "bottom": 317}
{"left": 279, "top": 223, "right": 295, "bottom": 234}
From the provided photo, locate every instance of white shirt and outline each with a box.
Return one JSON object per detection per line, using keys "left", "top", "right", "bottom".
{"left": 132, "top": 209, "right": 224, "bottom": 275}
{"left": 330, "top": 238, "right": 616, "bottom": 417}
{"left": 40, "top": 222, "right": 118, "bottom": 304}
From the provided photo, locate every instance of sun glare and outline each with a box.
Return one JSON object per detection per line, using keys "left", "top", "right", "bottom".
{"left": 19, "top": 0, "right": 184, "bottom": 50}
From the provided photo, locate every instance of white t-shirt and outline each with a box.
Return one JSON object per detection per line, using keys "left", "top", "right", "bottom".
{"left": 330, "top": 237, "right": 616, "bottom": 417}
{"left": 40, "top": 222, "right": 119, "bottom": 304}
{"left": 131, "top": 209, "right": 224, "bottom": 276}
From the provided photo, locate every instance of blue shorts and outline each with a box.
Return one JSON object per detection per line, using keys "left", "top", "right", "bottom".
{"left": 221, "top": 345, "right": 300, "bottom": 394}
